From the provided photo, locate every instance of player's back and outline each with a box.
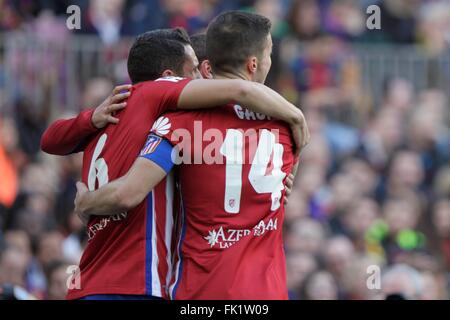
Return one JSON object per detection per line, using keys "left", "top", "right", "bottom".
{"left": 67, "top": 77, "right": 191, "bottom": 299}
{"left": 157, "top": 104, "right": 296, "bottom": 300}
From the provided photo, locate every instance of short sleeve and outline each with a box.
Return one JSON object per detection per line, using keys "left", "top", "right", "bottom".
{"left": 154, "top": 77, "right": 192, "bottom": 113}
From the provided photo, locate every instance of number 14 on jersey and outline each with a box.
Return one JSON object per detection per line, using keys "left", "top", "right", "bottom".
{"left": 220, "top": 129, "right": 286, "bottom": 214}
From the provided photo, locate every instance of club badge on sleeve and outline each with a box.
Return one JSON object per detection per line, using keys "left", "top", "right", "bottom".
{"left": 140, "top": 134, "right": 162, "bottom": 156}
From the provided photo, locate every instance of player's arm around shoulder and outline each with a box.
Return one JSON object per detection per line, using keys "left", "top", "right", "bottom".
{"left": 74, "top": 158, "right": 168, "bottom": 224}
{"left": 74, "top": 132, "right": 175, "bottom": 224}
{"left": 177, "top": 78, "right": 289, "bottom": 113}
{"left": 176, "top": 78, "right": 249, "bottom": 109}
{"left": 178, "top": 79, "right": 310, "bottom": 153}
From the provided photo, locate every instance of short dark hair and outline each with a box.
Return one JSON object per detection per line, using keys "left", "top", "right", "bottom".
{"left": 127, "top": 28, "right": 191, "bottom": 84}
{"left": 206, "top": 11, "right": 271, "bottom": 73}
{"left": 190, "top": 33, "right": 207, "bottom": 63}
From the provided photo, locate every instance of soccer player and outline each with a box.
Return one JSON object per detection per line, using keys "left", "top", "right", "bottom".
{"left": 75, "top": 12, "right": 307, "bottom": 299}
{"left": 42, "top": 28, "right": 307, "bottom": 300}
{"left": 190, "top": 33, "right": 212, "bottom": 79}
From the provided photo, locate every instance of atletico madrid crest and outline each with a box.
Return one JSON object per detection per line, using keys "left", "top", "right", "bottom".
{"left": 140, "top": 134, "right": 162, "bottom": 156}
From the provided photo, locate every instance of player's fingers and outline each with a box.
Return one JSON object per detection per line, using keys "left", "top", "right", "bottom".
{"left": 111, "top": 91, "right": 131, "bottom": 104}
{"left": 285, "top": 187, "right": 292, "bottom": 198}
{"left": 75, "top": 210, "right": 84, "bottom": 224}
{"left": 76, "top": 181, "right": 86, "bottom": 192}
{"left": 113, "top": 84, "right": 132, "bottom": 95}
{"left": 285, "top": 188, "right": 292, "bottom": 197}
{"left": 287, "top": 173, "right": 294, "bottom": 183}
{"left": 108, "top": 102, "right": 127, "bottom": 113}
{"left": 285, "top": 174, "right": 293, "bottom": 190}
{"left": 285, "top": 179, "right": 293, "bottom": 190}
{"left": 81, "top": 214, "right": 89, "bottom": 226}
{"left": 106, "top": 115, "right": 119, "bottom": 124}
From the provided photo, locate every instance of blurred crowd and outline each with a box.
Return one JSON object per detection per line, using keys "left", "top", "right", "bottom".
{"left": 1, "top": 0, "right": 450, "bottom": 300}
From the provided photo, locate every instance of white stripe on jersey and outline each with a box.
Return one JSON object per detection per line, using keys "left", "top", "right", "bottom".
{"left": 169, "top": 189, "right": 185, "bottom": 300}
{"left": 165, "top": 172, "right": 175, "bottom": 295}
{"left": 151, "top": 192, "right": 162, "bottom": 297}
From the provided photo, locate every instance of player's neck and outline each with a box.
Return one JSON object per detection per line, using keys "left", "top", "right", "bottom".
{"left": 213, "top": 71, "right": 251, "bottom": 81}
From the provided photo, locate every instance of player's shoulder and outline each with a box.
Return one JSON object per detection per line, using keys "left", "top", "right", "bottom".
{"left": 134, "top": 76, "right": 190, "bottom": 91}
{"left": 154, "top": 76, "right": 188, "bottom": 83}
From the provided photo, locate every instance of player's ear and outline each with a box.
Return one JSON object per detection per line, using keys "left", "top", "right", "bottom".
{"left": 200, "top": 60, "right": 213, "bottom": 79}
{"left": 246, "top": 56, "right": 258, "bottom": 76}
{"left": 161, "top": 69, "right": 175, "bottom": 77}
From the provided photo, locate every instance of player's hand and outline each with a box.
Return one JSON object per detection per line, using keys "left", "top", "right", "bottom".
{"left": 291, "top": 111, "right": 310, "bottom": 157}
{"left": 91, "top": 84, "right": 132, "bottom": 129}
{"left": 284, "top": 173, "right": 294, "bottom": 205}
{"left": 74, "top": 181, "right": 90, "bottom": 226}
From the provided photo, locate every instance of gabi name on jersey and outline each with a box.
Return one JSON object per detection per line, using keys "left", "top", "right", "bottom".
{"left": 233, "top": 104, "right": 272, "bottom": 121}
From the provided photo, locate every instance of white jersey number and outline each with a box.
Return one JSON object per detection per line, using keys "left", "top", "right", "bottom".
{"left": 88, "top": 133, "right": 109, "bottom": 191}
{"left": 220, "top": 129, "right": 286, "bottom": 214}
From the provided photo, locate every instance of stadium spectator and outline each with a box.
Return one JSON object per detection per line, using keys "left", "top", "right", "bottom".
{"left": 299, "top": 270, "right": 339, "bottom": 300}
{"left": 381, "top": 264, "right": 424, "bottom": 299}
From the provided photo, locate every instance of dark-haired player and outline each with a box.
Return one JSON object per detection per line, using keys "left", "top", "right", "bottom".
{"left": 190, "top": 33, "right": 212, "bottom": 79}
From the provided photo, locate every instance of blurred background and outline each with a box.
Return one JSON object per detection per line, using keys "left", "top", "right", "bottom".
{"left": 1, "top": 0, "right": 450, "bottom": 300}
